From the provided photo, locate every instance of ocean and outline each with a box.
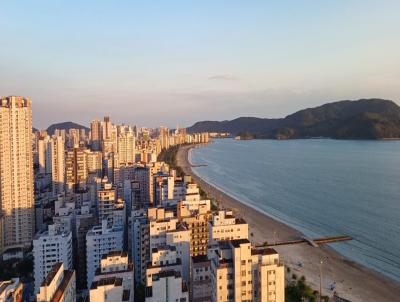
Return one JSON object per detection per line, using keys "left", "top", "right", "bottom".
{"left": 190, "top": 138, "right": 400, "bottom": 281}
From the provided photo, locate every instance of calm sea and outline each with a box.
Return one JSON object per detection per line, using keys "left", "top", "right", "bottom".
{"left": 190, "top": 139, "right": 400, "bottom": 281}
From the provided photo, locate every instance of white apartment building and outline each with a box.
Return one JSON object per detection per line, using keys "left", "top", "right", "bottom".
{"left": 209, "top": 239, "right": 285, "bottom": 302}
{"left": 166, "top": 226, "right": 191, "bottom": 283}
{"left": 86, "top": 220, "right": 124, "bottom": 289}
{"left": 37, "top": 263, "right": 76, "bottom": 302}
{"left": 38, "top": 135, "right": 51, "bottom": 174}
{"left": 148, "top": 208, "right": 177, "bottom": 251}
{"left": 98, "top": 182, "right": 125, "bottom": 227}
{"left": 209, "top": 210, "right": 249, "bottom": 244}
{"left": 33, "top": 225, "right": 73, "bottom": 294}
{"left": 145, "top": 270, "right": 189, "bottom": 302}
{"left": 93, "top": 251, "right": 134, "bottom": 300}
{"left": 0, "top": 96, "right": 35, "bottom": 252}
{"left": 146, "top": 246, "right": 182, "bottom": 286}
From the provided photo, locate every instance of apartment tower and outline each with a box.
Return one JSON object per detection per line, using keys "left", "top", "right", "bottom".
{"left": 0, "top": 96, "right": 35, "bottom": 253}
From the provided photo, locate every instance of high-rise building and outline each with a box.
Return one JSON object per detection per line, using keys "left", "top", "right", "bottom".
{"left": 117, "top": 126, "right": 136, "bottom": 165}
{"left": 66, "top": 147, "right": 88, "bottom": 192}
{"left": 131, "top": 209, "right": 150, "bottom": 285}
{"left": 33, "top": 225, "right": 73, "bottom": 294}
{"left": 0, "top": 96, "right": 35, "bottom": 252}
{"left": 37, "top": 135, "right": 51, "bottom": 174}
{"left": 86, "top": 150, "right": 103, "bottom": 177}
{"left": 90, "top": 119, "right": 102, "bottom": 151}
{"left": 86, "top": 220, "right": 124, "bottom": 289}
{"left": 50, "top": 135, "right": 65, "bottom": 196}
{"left": 98, "top": 182, "right": 125, "bottom": 228}
{"left": 158, "top": 127, "right": 169, "bottom": 150}
{"left": 209, "top": 239, "right": 285, "bottom": 302}
{"left": 102, "top": 116, "right": 112, "bottom": 141}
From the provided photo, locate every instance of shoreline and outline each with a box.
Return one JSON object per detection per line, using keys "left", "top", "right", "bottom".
{"left": 177, "top": 144, "right": 400, "bottom": 302}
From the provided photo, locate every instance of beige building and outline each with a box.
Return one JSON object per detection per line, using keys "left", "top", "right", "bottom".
{"left": 36, "top": 263, "right": 76, "bottom": 302}
{"left": 86, "top": 150, "right": 102, "bottom": 177}
{"left": 66, "top": 147, "right": 88, "bottom": 192}
{"left": 209, "top": 210, "right": 249, "bottom": 244}
{"left": 177, "top": 186, "right": 212, "bottom": 257}
{"left": 117, "top": 126, "right": 136, "bottom": 165}
{"left": 146, "top": 246, "right": 182, "bottom": 286}
{"left": 209, "top": 239, "right": 285, "bottom": 302}
{"left": 0, "top": 96, "right": 35, "bottom": 252}
{"left": 90, "top": 119, "right": 102, "bottom": 151}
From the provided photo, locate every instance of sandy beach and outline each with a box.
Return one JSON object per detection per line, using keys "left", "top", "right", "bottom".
{"left": 177, "top": 144, "right": 400, "bottom": 302}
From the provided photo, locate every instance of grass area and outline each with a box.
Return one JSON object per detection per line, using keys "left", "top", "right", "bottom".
{"left": 285, "top": 274, "right": 329, "bottom": 302}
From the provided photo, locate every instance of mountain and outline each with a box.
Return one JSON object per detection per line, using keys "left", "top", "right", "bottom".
{"left": 46, "top": 121, "right": 89, "bottom": 135}
{"left": 187, "top": 99, "right": 400, "bottom": 139}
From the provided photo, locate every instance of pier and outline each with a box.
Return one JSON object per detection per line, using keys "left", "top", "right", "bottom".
{"left": 256, "top": 235, "right": 352, "bottom": 248}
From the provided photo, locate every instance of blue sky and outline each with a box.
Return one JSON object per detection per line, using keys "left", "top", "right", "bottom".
{"left": 1, "top": 1, "right": 399, "bottom": 128}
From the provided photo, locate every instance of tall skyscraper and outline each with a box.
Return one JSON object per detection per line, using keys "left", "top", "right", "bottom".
{"left": 0, "top": 96, "right": 35, "bottom": 252}
{"left": 66, "top": 147, "right": 88, "bottom": 192}
{"left": 90, "top": 119, "right": 102, "bottom": 151}
{"left": 102, "top": 116, "right": 112, "bottom": 140}
{"left": 50, "top": 135, "right": 65, "bottom": 196}
{"left": 117, "top": 126, "right": 136, "bottom": 165}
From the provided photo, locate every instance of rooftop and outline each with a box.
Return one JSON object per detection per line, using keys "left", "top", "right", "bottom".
{"left": 230, "top": 238, "right": 250, "bottom": 248}
{"left": 251, "top": 248, "right": 278, "bottom": 256}
{"left": 90, "top": 277, "right": 123, "bottom": 289}
{"left": 192, "top": 255, "right": 209, "bottom": 264}
{"left": 41, "top": 263, "right": 62, "bottom": 287}
{"left": 50, "top": 270, "right": 74, "bottom": 302}
{"left": 101, "top": 250, "right": 128, "bottom": 259}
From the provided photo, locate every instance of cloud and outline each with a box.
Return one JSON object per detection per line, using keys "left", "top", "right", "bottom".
{"left": 208, "top": 74, "right": 239, "bottom": 81}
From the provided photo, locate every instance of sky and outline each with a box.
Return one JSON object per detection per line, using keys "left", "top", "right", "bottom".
{"left": 1, "top": 1, "right": 400, "bottom": 129}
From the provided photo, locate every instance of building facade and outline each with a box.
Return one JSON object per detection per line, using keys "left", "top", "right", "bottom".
{"left": 0, "top": 96, "right": 35, "bottom": 252}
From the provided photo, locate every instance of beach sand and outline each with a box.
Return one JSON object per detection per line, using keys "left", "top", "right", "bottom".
{"left": 177, "top": 144, "right": 400, "bottom": 302}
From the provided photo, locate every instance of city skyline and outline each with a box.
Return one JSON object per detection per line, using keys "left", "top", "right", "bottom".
{"left": 1, "top": 1, "right": 400, "bottom": 129}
